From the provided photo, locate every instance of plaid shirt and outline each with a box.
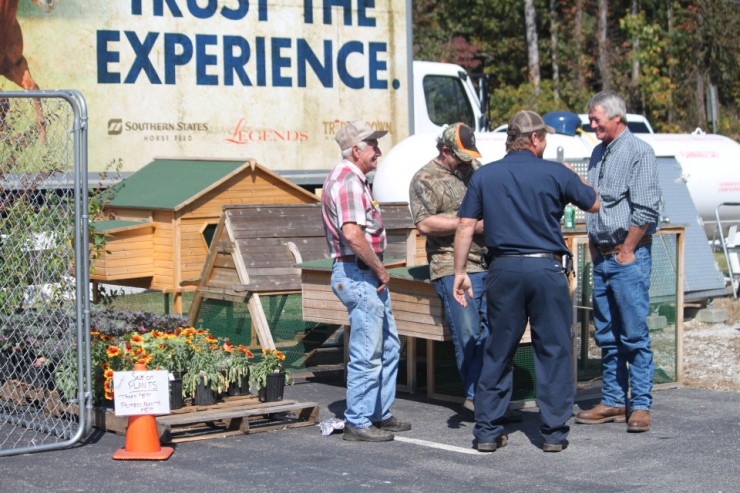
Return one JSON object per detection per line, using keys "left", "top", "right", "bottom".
{"left": 322, "top": 159, "right": 386, "bottom": 258}
{"left": 586, "top": 128, "right": 661, "bottom": 247}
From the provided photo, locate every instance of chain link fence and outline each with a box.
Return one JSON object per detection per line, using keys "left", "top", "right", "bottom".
{"left": 0, "top": 91, "right": 90, "bottom": 456}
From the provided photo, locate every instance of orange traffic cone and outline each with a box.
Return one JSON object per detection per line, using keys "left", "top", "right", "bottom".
{"left": 113, "top": 363, "right": 174, "bottom": 460}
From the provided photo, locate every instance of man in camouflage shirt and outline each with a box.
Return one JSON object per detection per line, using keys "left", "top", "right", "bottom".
{"left": 409, "top": 123, "right": 488, "bottom": 412}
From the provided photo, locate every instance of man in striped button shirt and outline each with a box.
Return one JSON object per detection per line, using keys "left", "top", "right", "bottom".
{"left": 576, "top": 91, "right": 661, "bottom": 433}
{"left": 322, "top": 120, "right": 410, "bottom": 442}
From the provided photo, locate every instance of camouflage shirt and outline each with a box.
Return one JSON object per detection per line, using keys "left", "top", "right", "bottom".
{"left": 409, "top": 159, "right": 487, "bottom": 280}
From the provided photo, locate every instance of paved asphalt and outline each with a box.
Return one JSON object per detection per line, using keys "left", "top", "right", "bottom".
{"left": 1, "top": 377, "right": 738, "bottom": 493}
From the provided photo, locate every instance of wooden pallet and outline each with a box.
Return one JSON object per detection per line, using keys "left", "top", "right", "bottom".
{"left": 95, "top": 395, "right": 320, "bottom": 443}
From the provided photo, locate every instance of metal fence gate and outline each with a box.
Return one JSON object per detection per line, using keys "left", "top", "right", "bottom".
{"left": 0, "top": 91, "right": 90, "bottom": 456}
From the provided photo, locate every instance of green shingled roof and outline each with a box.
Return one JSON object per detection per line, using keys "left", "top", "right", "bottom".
{"left": 106, "top": 159, "right": 246, "bottom": 209}
{"left": 91, "top": 219, "right": 151, "bottom": 233}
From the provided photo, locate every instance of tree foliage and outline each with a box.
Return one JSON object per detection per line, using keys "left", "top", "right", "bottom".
{"left": 413, "top": 0, "right": 739, "bottom": 138}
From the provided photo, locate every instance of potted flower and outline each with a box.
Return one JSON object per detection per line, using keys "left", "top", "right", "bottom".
{"left": 222, "top": 341, "right": 253, "bottom": 396}
{"left": 249, "top": 349, "right": 291, "bottom": 402}
{"left": 180, "top": 329, "right": 227, "bottom": 406}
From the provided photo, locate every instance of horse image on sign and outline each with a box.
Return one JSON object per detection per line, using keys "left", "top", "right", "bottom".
{"left": 0, "top": 0, "right": 56, "bottom": 134}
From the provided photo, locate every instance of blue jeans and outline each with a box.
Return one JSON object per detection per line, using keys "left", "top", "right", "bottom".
{"left": 433, "top": 272, "right": 488, "bottom": 400}
{"left": 592, "top": 244, "right": 654, "bottom": 411}
{"left": 331, "top": 261, "right": 400, "bottom": 428}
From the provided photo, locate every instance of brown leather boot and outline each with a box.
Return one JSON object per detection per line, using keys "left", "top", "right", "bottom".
{"left": 627, "top": 409, "right": 651, "bottom": 432}
{"left": 575, "top": 403, "right": 627, "bottom": 424}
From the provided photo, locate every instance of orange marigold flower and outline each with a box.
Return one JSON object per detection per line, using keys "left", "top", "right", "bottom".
{"left": 185, "top": 339, "right": 193, "bottom": 346}
{"left": 101, "top": 334, "right": 115, "bottom": 342}
{"left": 205, "top": 335, "right": 218, "bottom": 344}
{"left": 130, "top": 334, "right": 144, "bottom": 344}
{"left": 104, "top": 369, "right": 114, "bottom": 379}
{"left": 222, "top": 341, "right": 233, "bottom": 352}
{"left": 104, "top": 379, "right": 112, "bottom": 392}
{"left": 105, "top": 391, "right": 114, "bottom": 401}
{"left": 181, "top": 328, "right": 196, "bottom": 337}
{"left": 134, "top": 347, "right": 145, "bottom": 356}
{"left": 106, "top": 346, "right": 122, "bottom": 358}
{"left": 91, "top": 328, "right": 101, "bottom": 336}
{"left": 275, "top": 351, "right": 286, "bottom": 361}
{"left": 150, "top": 330, "right": 164, "bottom": 338}
{"left": 196, "top": 329, "right": 206, "bottom": 335}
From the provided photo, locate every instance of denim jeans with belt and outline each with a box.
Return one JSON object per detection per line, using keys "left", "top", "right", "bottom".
{"left": 331, "top": 260, "right": 400, "bottom": 428}
{"left": 433, "top": 272, "right": 489, "bottom": 400}
{"left": 592, "top": 244, "right": 654, "bottom": 411}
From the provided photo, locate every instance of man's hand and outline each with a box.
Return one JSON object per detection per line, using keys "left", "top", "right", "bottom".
{"left": 342, "top": 222, "right": 388, "bottom": 292}
{"left": 453, "top": 273, "right": 473, "bottom": 307}
{"left": 375, "top": 268, "right": 390, "bottom": 293}
{"left": 616, "top": 250, "right": 636, "bottom": 264}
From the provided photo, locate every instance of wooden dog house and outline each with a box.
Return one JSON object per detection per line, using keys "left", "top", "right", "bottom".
{"left": 90, "top": 158, "right": 319, "bottom": 313}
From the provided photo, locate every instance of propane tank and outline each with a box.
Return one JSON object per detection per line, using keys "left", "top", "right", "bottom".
{"left": 636, "top": 133, "right": 740, "bottom": 234}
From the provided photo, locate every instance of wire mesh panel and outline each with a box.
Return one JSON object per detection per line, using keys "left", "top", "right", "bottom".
{"left": 195, "top": 295, "right": 343, "bottom": 374}
{"left": 0, "top": 91, "right": 90, "bottom": 456}
{"left": 433, "top": 341, "right": 536, "bottom": 401}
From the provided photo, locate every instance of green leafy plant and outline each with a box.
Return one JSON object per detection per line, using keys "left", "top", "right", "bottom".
{"left": 180, "top": 328, "right": 227, "bottom": 396}
{"left": 222, "top": 341, "right": 253, "bottom": 385}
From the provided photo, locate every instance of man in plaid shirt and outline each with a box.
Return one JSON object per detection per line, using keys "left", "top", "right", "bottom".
{"left": 322, "top": 120, "right": 411, "bottom": 442}
{"left": 576, "top": 91, "right": 661, "bottom": 433}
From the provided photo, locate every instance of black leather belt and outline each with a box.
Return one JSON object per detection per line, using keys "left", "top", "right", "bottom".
{"left": 597, "top": 236, "right": 652, "bottom": 257}
{"left": 493, "top": 253, "right": 562, "bottom": 262}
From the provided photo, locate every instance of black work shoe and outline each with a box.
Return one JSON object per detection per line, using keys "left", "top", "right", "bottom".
{"left": 373, "top": 416, "right": 412, "bottom": 432}
{"left": 477, "top": 434, "right": 508, "bottom": 452}
{"left": 343, "top": 425, "right": 394, "bottom": 442}
{"left": 543, "top": 440, "right": 568, "bottom": 452}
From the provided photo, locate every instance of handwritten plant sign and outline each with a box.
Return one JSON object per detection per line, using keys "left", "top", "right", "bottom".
{"left": 113, "top": 370, "right": 171, "bottom": 416}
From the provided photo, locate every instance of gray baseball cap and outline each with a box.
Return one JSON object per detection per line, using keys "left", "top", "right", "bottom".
{"left": 507, "top": 110, "right": 555, "bottom": 135}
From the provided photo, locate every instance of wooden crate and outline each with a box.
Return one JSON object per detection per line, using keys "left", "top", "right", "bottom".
{"left": 95, "top": 395, "right": 320, "bottom": 443}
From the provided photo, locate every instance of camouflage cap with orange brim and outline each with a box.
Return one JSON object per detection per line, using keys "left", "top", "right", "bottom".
{"left": 438, "top": 123, "right": 482, "bottom": 162}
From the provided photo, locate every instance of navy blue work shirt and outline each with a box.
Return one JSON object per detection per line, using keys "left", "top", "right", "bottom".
{"left": 459, "top": 150, "right": 597, "bottom": 255}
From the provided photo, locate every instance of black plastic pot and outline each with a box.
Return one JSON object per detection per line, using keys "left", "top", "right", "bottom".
{"left": 169, "top": 372, "right": 184, "bottom": 410}
{"left": 258, "top": 372, "right": 285, "bottom": 402}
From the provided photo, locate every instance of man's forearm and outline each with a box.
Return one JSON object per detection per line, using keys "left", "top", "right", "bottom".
{"left": 621, "top": 224, "right": 650, "bottom": 254}
{"left": 453, "top": 218, "right": 477, "bottom": 274}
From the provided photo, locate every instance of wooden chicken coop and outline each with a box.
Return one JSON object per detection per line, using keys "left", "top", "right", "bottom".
{"left": 90, "top": 158, "right": 319, "bottom": 313}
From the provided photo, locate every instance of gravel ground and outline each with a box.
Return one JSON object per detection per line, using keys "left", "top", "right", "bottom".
{"left": 682, "top": 296, "right": 740, "bottom": 392}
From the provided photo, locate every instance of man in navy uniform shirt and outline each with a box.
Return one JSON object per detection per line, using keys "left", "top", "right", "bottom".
{"left": 453, "top": 110, "right": 600, "bottom": 452}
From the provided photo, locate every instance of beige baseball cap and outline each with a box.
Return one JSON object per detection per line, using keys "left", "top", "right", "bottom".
{"left": 335, "top": 120, "right": 388, "bottom": 151}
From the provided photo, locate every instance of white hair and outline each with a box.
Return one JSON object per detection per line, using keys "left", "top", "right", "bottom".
{"left": 341, "top": 140, "right": 368, "bottom": 159}
{"left": 588, "top": 91, "right": 627, "bottom": 123}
